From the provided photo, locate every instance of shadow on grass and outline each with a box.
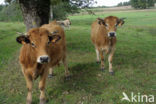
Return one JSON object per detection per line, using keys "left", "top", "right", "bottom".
{"left": 47, "top": 62, "right": 108, "bottom": 98}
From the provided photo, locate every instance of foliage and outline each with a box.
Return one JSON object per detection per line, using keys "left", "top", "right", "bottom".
{"left": 1, "top": 0, "right": 96, "bottom": 21}
{"left": 117, "top": 1, "right": 131, "bottom": 6}
{"left": 0, "top": 2, "right": 23, "bottom": 21}
{"left": 5, "top": 0, "right": 12, "bottom": 4}
{"left": 0, "top": 5, "right": 5, "bottom": 11}
{"left": 52, "top": 1, "right": 79, "bottom": 20}
{"left": 70, "top": 0, "right": 96, "bottom": 8}
{"left": 131, "top": 0, "right": 155, "bottom": 9}
{"left": 51, "top": 0, "right": 96, "bottom": 20}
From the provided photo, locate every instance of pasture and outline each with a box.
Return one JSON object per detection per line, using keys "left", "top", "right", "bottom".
{"left": 0, "top": 9, "right": 156, "bottom": 104}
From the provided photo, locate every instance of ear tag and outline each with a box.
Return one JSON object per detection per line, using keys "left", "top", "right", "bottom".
{"left": 21, "top": 41, "right": 26, "bottom": 45}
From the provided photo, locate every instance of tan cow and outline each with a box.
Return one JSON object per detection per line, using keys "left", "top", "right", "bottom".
{"left": 16, "top": 22, "right": 69, "bottom": 104}
{"left": 41, "top": 20, "right": 69, "bottom": 77}
{"left": 91, "top": 16, "right": 125, "bottom": 75}
{"left": 57, "top": 18, "right": 71, "bottom": 29}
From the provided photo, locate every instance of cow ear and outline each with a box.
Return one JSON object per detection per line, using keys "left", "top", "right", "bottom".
{"left": 97, "top": 18, "right": 105, "bottom": 26}
{"left": 16, "top": 35, "right": 30, "bottom": 44}
{"left": 117, "top": 18, "right": 126, "bottom": 26}
{"left": 98, "top": 20, "right": 102, "bottom": 25}
{"left": 49, "top": 35, "right": 61, "bottom": 43}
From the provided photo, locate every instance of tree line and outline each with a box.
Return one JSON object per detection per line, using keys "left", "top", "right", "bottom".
{"left": 0, "top": 0, "right": 155, "bottom": 30}
{"left": 131, "top": 0, "right": 155, "bottom": 9}
{"left": 117, "top": 0, "right": 155, "bottom": 9}
{"left": 117, "top": 1, "right": 131, "bottom": 6}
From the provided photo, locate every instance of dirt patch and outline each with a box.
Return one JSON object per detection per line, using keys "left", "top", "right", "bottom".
{"left": 73, "top": 6, "right": 156, "bottom": 16}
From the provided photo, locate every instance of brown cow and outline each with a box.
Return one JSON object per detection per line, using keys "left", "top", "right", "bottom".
{"left": 57, "top": 18, "right": 71, "bottom": 29}
{"left": 41, "top": 20, "right": 69, "bottom": 78}
{"left": 16, "top": 23, "right": 69, "bottom": 104}
{"left": 91, "top": 16, "right": 125, "bottom": 75}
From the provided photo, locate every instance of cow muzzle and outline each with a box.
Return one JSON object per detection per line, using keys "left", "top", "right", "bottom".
{"left": 37, "top": 55, "right": 50, "bottom": 64}
{"left": 108, "top": 32, "right": 116, "bottom": 37}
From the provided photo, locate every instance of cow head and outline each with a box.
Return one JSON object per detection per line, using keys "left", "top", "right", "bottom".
{"left": 98, "top": 16, "right": 125, "bottom": 37}
{"left": 16, "top": 28, "right": 61, "bottom": 64}
{"left": 67, "top": 18, "right": 71, "bottom": 25}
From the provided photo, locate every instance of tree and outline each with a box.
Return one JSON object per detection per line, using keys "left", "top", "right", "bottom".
{"left": 18, "top": 0, "right": 50, "bottom": 31}
{"left": 147, "top": 0, "right": 155, "bottom": 7}
{"left": 131, "top": 0, "right": 138, "bottom": 8}
{"left": 0, "top": 2, "right": 23, "bottom": 21}
{"left": 117, "top": 1, "right": 131, "bottom": 7}
{"left": 3, "top": 0, "right": 95, "bottom": 31}
{"left": 117, "top": 2, "right": 123, "bottom": 6}
{"left": 131, "top": 0, "right": 155, "bottom": 9}
{"left": 0, "top": 5, "right": 4, "bottom": 11}
{"left": 51, "top": 0, "right": 79, "bottom": 20}
{"left": 50, "top": 0, "right": 96, "bottom": 20}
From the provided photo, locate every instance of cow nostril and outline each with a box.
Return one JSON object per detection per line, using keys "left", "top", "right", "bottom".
{"left": 40, "top": 57, "right": 49, "bottom": 63}
{"left": 109, "top": 32, "right": 115, "bottom": 37}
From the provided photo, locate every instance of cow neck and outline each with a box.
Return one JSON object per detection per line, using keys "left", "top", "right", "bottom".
{"left": 33, "top": 63, "right": 43, "bottom": 80}
{"left": 100, "top": 25, "right": 108, "bottom": 37}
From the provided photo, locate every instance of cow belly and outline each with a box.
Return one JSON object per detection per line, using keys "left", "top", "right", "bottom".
{"left": 99, "top": 46, "right": 110, "bottom": 53}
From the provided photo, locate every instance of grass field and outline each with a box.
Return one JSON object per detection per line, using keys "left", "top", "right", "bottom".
{"left": 0, "top": 9, "right": 156, "bottom": 104}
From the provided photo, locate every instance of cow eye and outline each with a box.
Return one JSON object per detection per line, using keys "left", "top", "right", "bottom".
{"left": 31, "top": 42, "right": 36, "bottom": 47}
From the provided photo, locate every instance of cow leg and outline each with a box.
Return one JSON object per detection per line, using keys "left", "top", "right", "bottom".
{"left": 23, "top": 71, "right": 33, "bottom": 104}
{"left": 95, "top": 48, "right": 100, "bottom": 63}
{"left": 100, "top": 49, "right": 105, "bottom": 71}
{"left": 39, "top": 70, "right": 48, "bottom": 104}
{"left": 68, "top": 25, "right": 70, "bottom": 30}
{"left": 48, "top": 68, "right": 53, "bottom": 78}
{"left": 108, "top": 49, "right": 115, "bottom": 75}
{"left": 67, "top": 25, "right": 69, "bottom": 30}
{"left": 62, "top": 56, "right": 70, "bottom": 79}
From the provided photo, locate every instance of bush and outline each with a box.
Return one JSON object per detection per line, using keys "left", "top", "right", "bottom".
{"left": 52, "top": 2, "right": 79, "bottom": 20}
{"left": 0, "top": 2, "right": 23, "bottom": 22}
{"left": 131, "top": 0, "right": 155, "bottom": 9}
{"left": 0, "top": 1, "right": 80, "bottom": 21}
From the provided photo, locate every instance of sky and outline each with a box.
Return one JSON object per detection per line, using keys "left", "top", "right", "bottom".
{"left": 0, "top": 0, "right": 130, "bottom": 6}
{"left": 0, "top": 0, "right": 5, "bottom": 5}
{"left": 93, "top": 0, "right": 130, "bottom": 6}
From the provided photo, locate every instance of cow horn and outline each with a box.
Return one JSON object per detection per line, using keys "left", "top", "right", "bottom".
{"left": 97, "top": 18, "right": 104, "bottom": 21}
{"left": 17, "top": 32, "right": 28, "bottom": 36}
{"left": 16, "top": 32, "right": 23, "bottom": 35}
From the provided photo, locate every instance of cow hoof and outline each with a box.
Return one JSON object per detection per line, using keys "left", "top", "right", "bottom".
{"left": 65, "top": 75, "right": 71, "bottom": 80}
{"left": 96, "top": 61, "right": 100, "bottom": 64}
{"left": 39, "top": 99, "right": 46, "bottom": 104}
{"left": 100, "top": 68, "right": 105, "bottom": 71}
{"left": 48, "top": 73, "right": 56, "bottom": 78}
{"left": 26, "top": 100, "right": 32, "bottom": 104}
{"left": 48, "top": 74, "right": 53, "bottom": 78}
{"left": 109, "top": 71, "right": 114, "bottom": 75}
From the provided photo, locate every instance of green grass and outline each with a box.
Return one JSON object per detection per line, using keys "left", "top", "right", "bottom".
{"left": 0, "top": 22, "right": 25, "bottom": 68}
{"left": 0, "top": 10, "right": 156, "bottom": 104}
